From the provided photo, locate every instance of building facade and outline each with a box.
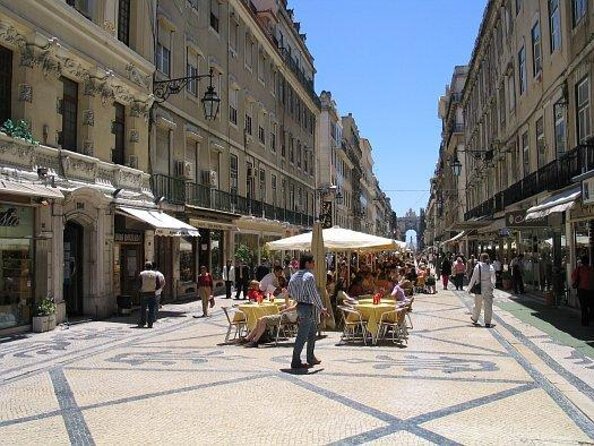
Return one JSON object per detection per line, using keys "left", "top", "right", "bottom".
{"left": 433, "top": 0, "right": 594, "bottom": 305}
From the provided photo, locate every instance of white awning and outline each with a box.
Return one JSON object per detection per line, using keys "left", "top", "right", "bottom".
{"left": 0, "top": 179, "right": 63, "bottom": 199}
{"left": 444, "top": 231, "right": 465, "bottom": 244}
{"left": 525, "top": 187, "right": 581, "bottom": 221}
{"left": 117, "top": 206, "right": 199, "bottom": 237}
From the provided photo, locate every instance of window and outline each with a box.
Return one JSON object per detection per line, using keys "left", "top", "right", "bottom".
{"left": 118, "top": 0, "right": 130, "bottom": 46}
{"left": 230, "top": 154, "right": 238, "bottom": 195}
{"left": 271, "top": 174, "right": 277, "bottom": 205}
{"left": 505, "top": 1, "right": 514, "bottom": 35}
{"left": 499, "top": 84, "right": 506, "bottom": 128}
{"left": 112, "top": 103, "right": 126, "bottom": 165}
{"left": 245, "top": 36, "right": 253, "bottom": 68}
{"left": 304, "top": 146, "right": 308, "bottom": 173}
{"left": 258, "top": 125, "right": 265, "bottom": 145}
{"left": 281, "top": 129, "right": 286, "bottom": 158}
{"left": 186, "top": 48, "right": 198, "bottom": 96}
{"left": 230, "top": 21, "right": 238, "bottom": 53}
{"left": 61, "top": 77, "right": 78, "bottom": 151}
{"left": 573, "top": 0, "right": 587, "bottom": 27}
{"left": 258, "top": 51, "right": 265, "bottom": 83}
{"left": 245, "top": 113, "right": 252, "bottom": 135}
{"left": 521, "top": 131, "right": 529, "bottom": 175}
{"left": 289, "top": 136, "right": 294, "bottom": 163}
{"left": 507, "top": 73, "right": 516, "bottom": 110}
{"left": 515, "top": 0, "right": 522, "bottom": 14}
{"left": 577, "top": 77, "right": 591, "bottom": 143}
{"left": 0, "top": 47, "right": 12, "bottom": 126}
{"left": 229, "top": 88, "right": 238, "bottom": 125}
{"left": 179, "top": 237, "right": 195, "bottom": 282}
{"left": 270, "top": 122, "right": 277, "bottom": 152}
{"left": 259, "top": 169, "right": 265, "bottom": 201}
{"left": 549, "top": 0, "right": 561, "bottom": 53}
{"left": 66, "top": 0, "right": 92, "bottom": 20}
{"left": 554, "top": 102, "right": 566, "bottom": 154}
{"left": 531, "top": 22, "right": 542, "bottom": 77}
{"left": 210, "top": 0, "right": 219, "bottom": 33}
{"left": 518, "top": 46, "right": 526, "bottom": 95}
{"left": 536, "top": 117, "right": 545, "bottom": 168}
{"left": 156, "top": 28, "right": 171, "bottom": 76}
{"left": 296, "top": 141, "right": 302, "bottom": 169}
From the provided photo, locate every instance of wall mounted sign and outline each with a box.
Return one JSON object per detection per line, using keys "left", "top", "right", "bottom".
{"left": 582, "top": 177, "right": 594, "bottom": 205}
{"left": 114, "top": 232, "right": 143, "bottom": 243}
{"left": 505, "top": 211, "right": 548, "bottom": 227}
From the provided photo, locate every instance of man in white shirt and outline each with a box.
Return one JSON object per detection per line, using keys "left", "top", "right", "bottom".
{"left": 222, "top": 260, "right": 235, "bottom": 299}
{"left": 138, "top": 262, "right": 164, "bottom": 328}
{"left": 259, "top": 266, "right": 284, "bottom": 295}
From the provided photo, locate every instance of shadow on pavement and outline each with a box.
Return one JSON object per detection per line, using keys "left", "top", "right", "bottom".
{"left": 280, "top": 367, "right": 324, "bottom": 375}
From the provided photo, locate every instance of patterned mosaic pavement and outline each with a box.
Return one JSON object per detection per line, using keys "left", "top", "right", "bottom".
{"left": 1, "top": 288, "right": 593, "bottom": 445}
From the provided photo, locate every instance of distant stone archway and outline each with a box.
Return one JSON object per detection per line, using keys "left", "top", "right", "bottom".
{"left": 397, "top": 209, "right": 420, "bottom": 242}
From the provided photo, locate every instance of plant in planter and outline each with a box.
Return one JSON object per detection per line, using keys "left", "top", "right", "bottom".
{"left": 0, "top": 119, "right": 39, "bottom": 145}
{"left": 32, "top": 295, "right": 57, "bottom": 333}
{"left": 234, "top": 243, "right": 253, "bottom": 265}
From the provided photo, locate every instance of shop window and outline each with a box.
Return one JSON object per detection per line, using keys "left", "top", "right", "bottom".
{"left": 0, "top": 206, "right": 33, "bottom": 329}
{"left": 179, "top": 237, "right": 196, "bottom": 282}
{"left": 210, "top": 230, "right": 223, "bottom": 279}
{"left": 112, "top": 103, "right": 126, "bottom": 165}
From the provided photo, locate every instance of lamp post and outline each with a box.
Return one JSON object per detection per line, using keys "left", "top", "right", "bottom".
{"left": 153, "top": 67, "right": 221, "bottom": 120}
{"left": 317, "top": 185, "right": 343, "bottom": 229}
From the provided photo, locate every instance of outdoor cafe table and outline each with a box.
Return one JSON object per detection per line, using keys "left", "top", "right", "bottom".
{"left": 237, "top": 302, "right": 279, "bottom": 331}
{"left": 355, "top": 302, "right": 395, "bottom": 343}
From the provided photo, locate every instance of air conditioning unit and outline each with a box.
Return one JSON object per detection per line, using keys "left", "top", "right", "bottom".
{"left": 201, "top": 170, "right": 218, "bottom": 187}
{"left": 128, "top": 155, "right": 138, "bottom": 169}
{"left": 209, "top": 170, "right": 218, "bottom": 188}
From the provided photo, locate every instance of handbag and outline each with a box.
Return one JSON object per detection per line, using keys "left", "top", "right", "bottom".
{"left": 470, "top": 264, "right": 482, "bottom": 294}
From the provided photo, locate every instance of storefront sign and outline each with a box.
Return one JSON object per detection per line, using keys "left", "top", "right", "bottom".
{"left": 582, "top": 177, "right": 594, "bottom": 205}
{"left": 0, "top": 205, "right": 33, "bottom": 238}
{"left": 114, "top": 232, "right": 143, "bottom": 243}
{"left": 505, "top": 211, "right": 548, "bottom": 227}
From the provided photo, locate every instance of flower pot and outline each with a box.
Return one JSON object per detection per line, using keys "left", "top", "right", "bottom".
{"left": 32, "top": 314, "right": 56, "bottom": 333}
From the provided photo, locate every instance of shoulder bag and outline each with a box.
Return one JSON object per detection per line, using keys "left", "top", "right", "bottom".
{"left": 470, "top": 264, "right": 482, "bottom": 294}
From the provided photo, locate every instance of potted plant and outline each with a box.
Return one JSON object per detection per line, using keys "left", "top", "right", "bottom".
{"left": 32, "top": 295, "right": 57, "bottom": 333}
{"left": 501, "top": 271, "right": 513, "bottom": 290}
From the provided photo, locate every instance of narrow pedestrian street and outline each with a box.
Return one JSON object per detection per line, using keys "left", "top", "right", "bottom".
{"left": 1, "top": 288, "right": 593, "bottom": 445}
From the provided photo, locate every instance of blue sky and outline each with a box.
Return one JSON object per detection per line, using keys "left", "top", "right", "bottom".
{"left": 294, "top": 0, "right": 486, "bottom": 218}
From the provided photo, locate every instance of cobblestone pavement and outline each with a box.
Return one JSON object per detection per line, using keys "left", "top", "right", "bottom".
{"left": 1, "top": 289, "right": 594, "bottom": 445}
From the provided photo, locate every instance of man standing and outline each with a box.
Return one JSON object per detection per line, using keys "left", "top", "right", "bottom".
{"left": 235, "top": 261, "right": 250, "bottom": 300}
{"left": 287, "top": 254, "right": 328, "bottom": 370}
{"left": 510, "top": 253, "right": 525, "bottom": 294}
{"left": 138, "top": 261, "right": 164, "bottom": 328}
{"left": 492, "top": 257, "right": 502, "bottom": 289}
{"left": 222, "top": 260, "right": 235, "bottom": 299}
{"left": 467, "top": 252, "right": 497, "bottom": 328}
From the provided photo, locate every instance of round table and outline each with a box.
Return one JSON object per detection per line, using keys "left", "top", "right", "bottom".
{"left": 237, "top": 303, "right": 279, "bottom": 330}
{"left": 358, "top": 298, "right": 396, "bottom": 305}
{"left": 355, "top": 303, "right": 396, "bottom": 340}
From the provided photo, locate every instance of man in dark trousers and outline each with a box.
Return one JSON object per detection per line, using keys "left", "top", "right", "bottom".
{"left": 510, "top": 253, "right": 525, "bottom": 294}
{"left": 235, "top": 260, "right": 250, "bottom": 299}
{"left": 222, "top": 259, "right": 235, "bottom": 299}
{"left": 138, "top": 261, "right": 164, "bottom": 328}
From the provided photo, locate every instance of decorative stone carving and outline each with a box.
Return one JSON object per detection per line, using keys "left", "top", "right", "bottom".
{"left": 116, "top": 169, "right": 142, "bottom": 190}
{"left": 61, "top": 57, "right": 88, "bottom": 80}
{"left": 18, "top": 84, "right": 32, "bottom": 103}
{"left": 61, "top": 153, "right": 98, "bottom": 182}
{"left": 113, "top": 85, "right": 135, "bottom": 105}
{"left": 0, "top": 23, "right": 27, "bottom": 49}
{"left": 129, "top": 129, "right": 139, "bottom": 143}
{"left": 0, "top": 135, "right": 35, "bottom": 169}
{"left": 125, "top": 64, "right": 150, "bottom": 90}
{"left": 83, "top": 110, "right": 95, "bottom": 126}
{"left": 103, "top": 21, "right": 116, "bottom": 36}
{"left": 97, "top": 82, "right": 114, "bottom": 105}
{"left": 97, "top": 167, "right": 114, "bottom": 184}
{"left": 129, "top": 101, "right": 150, "bottom": 120}
{"left": 83, "top": 77, "right": 96, "bottom": 96}
{"left": 83, "top": 141, "right": 94, "bottom": 156}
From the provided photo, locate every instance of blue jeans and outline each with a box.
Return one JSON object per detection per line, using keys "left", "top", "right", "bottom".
{"left": 292, "top": 303, "right": 317, "bottom": 366}
{"left": 139, "top": 292, "right": 157, "bottom": 327}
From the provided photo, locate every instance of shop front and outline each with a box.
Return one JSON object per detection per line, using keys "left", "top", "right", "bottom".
{"left": 0, "top": 204, "right": 34, "bottom": 330}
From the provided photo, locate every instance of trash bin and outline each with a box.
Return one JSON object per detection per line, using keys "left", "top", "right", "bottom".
{"left": 117, "top": 295, "right": 132, "bottom": 315}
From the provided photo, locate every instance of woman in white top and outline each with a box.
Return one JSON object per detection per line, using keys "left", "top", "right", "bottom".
{"left": 467, "top": 252, "right": 496, "bottom": 327}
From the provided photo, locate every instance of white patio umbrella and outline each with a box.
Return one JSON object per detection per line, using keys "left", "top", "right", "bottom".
{"left": 266, "top": 226, "right": 401, "bottom": 252}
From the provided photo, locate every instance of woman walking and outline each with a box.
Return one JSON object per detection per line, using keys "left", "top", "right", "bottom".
{"left": 195, "top": 265, "right": 214, "bottom": 317}
{"left": 441, "top": 255, "right": 452, "bottom": 291}
{"left": 467, "top": 252, "right": 496, "bottom": 327}
{"left": 453, "top": 256, "right": 466, "bottom": 291}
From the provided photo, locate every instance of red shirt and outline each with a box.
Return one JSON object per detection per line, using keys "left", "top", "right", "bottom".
{"left": 197, "top": 273, "right": 213, "bottom": 287}
{"left": 247, "top": 289, "right": 263, "bottom": 302}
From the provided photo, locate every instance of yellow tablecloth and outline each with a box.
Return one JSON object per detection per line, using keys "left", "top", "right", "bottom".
{"left": 355, "top": 303, "right": 395, "bottom": 337}
{"left": 358, "top": 298, "right": 395, "bottom": 305}
{"left": 237, "top": 303, "right": 279, "bottom": 330}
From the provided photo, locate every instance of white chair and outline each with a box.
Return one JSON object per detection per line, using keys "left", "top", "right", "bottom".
{"left": 338, "top": 305, "right": 368, "bottom": 345}
{"left": 222, "top": 306, "right": 247, "bottom": 343}
{"left": 378, "top": 308, "right": 407, "bottom": 344}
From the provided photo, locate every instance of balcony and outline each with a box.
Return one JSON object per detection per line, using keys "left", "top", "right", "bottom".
{"left": 152, "top": 174, "right": 314, "bottom": 227}
{"left": 464, "top": 144, "right": 594, "bottom": 220}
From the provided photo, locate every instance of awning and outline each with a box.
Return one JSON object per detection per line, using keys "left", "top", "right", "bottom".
{"left": 525, "top": 186, "right": 581, "bottom": 221}
{"left": 477, "top": 218, "right": 506, "bottom": 234}
{"left": 444, "top": 231, "right": 466, "bottom": 244}
{"left": 116, "top": 206, "right": 199, "bottom": 237}
{"left": 0, "top": 179, "right": 63, "bottom": 199}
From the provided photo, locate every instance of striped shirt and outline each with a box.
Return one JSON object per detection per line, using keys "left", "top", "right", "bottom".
{"left": 287, "top": 269, "right": 324, "bottom": 310}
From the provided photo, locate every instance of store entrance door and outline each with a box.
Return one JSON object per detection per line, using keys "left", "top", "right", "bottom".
{"left": 63, "top": 221, "right": 84, "bottom": 316}
{"left": 120, "top": 245, "right": 141, "bottom": 299}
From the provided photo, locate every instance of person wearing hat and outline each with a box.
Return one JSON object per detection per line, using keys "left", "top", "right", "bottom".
{"left": 138, "top": 261, "right": 164, "bottom": 328}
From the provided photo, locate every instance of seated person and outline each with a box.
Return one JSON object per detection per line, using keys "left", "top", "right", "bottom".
{"left": 390, "top": 280, "right": 407, "bottom": 303}
{"left": 247, "top": 280, "right": 264, "bottom": 302}
{"left": 243, "top": 298, "right": 298, "bottom": 347}
{"left": 259, "top": 266, "right": 285, "bottom": 296}
{"left": 348, "top": 276, "right": 366, "bottom": 297}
